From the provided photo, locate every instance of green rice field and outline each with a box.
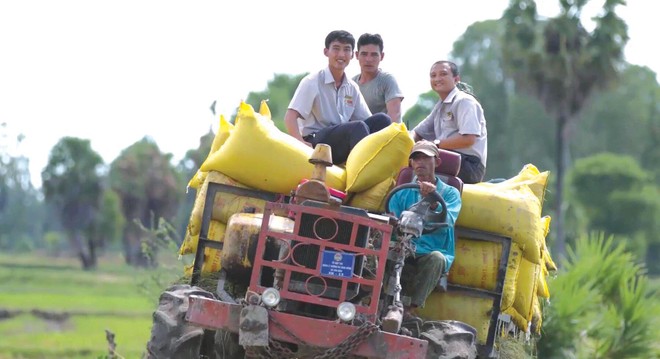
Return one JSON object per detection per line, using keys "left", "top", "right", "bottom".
{"left": 0, "top": 252, "right": 186, "bottom": 359}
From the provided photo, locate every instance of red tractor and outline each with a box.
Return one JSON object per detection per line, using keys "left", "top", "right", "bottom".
{"left": 146, "top": 146, "right": 510, "bottom": 359}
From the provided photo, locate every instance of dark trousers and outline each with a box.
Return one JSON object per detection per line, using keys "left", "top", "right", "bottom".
{"left": 305, "top": 113, "right": 391, "bottom": 165}
{"left": 457, "top": 153, "right": 486, "bottom": 184}
{"left": 401, "top": 251, "right": 446, "bottom": 308}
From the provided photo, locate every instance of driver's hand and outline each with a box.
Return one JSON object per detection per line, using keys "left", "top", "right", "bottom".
{"left": 417, "top": 180, "right": 436, "bottom": 198}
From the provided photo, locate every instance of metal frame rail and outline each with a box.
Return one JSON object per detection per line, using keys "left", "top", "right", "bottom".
{"left": 450, "top": 227, "right": 511, "bottom": 358}
{"left": 249, "top": 201, "right": 394, "bottom": 318}
{"left": 190, "top": 182, "right": 287, "bottom": 286}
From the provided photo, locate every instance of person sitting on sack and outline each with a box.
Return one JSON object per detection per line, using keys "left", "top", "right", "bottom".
{"left": 284, "top": 30, "right": 391, "bottom": 165}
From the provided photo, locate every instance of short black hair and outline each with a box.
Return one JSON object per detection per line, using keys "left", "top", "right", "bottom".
{"left": 432, "top": 60, "right": 460, "bottom": 77}
{"left": 325, "top": 30, "right": 355, "bottom": 50}
{"left": 432, "top": 60, "right": 478, "bottom": 97}
{"left": 356, "top": 33, "right": 384, "bottom": 52}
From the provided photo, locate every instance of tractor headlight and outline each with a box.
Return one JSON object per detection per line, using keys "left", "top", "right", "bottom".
{"left": 261, "top": 288, "right": 281, "bottom": 308}
{"left": 337, "top": 302, "right": 356, "bottom": 322}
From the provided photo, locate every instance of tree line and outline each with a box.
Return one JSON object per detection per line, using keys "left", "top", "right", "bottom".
{"left": 0, "top": 0, "right": 657, "bottom": 274}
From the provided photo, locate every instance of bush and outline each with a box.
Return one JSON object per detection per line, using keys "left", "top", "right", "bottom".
{"left": 538, "top": 233, "right": 660, "bottom": 358}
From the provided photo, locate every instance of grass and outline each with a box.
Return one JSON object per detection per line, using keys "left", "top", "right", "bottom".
{"left": 0, "top": 314, "right": 152, "bottom": 359}
{"left": 0, "top": 251, "right": 186, "bottom": 359}
{"left": 497, "top": 336, "right": 535, "bottom": 359}
{"left": 3, "top": 251, "right": 656, "bottom": 359}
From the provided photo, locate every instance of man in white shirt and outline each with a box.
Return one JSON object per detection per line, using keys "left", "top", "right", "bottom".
{"left": 284, "top": 30, "right": 392, "bottom": 165}
{"left": 413, "top": 61, "right": 487, "bottom": 183}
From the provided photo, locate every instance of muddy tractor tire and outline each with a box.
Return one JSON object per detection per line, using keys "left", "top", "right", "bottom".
{"left": 421, "top": 320, "right": 478, "bottom": 359}
{"left": 146, "top": 284, "right": 218, "bottom": 359}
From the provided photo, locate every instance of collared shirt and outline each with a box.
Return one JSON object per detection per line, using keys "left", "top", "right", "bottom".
{"left": 288, "top": 67, "right": 372, "bottom": 137}
{"left": 413, "top": 87, "right": 488, "bottom": 167}
{"left": 387, "top": 176, "right": 461, "bottom": 272}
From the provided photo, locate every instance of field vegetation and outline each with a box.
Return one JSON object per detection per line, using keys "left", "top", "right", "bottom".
{"left": 0, "top": 252, "right": 185, "bottom": 359}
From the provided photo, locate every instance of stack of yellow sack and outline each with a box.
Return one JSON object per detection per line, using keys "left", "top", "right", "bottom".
{"left": 180, "top": 100, "right": 415, "bottom": 273}
{"left": 400, "top": 164, "right": 556, "bottom": 345}
{"left": 200, "top": 101, "right": 346, "bottom": 194}
{"left": 180, "top": 101, "right": 275, "bottom": 274}
{"left": 458, "top": 164, "right": 556, "bottom": 334}
{"left": 182, "top": 170, "right": 275, "bottom": 274}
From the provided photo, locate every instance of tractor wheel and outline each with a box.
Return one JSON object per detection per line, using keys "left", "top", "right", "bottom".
{"left": 146, "top": 284, "right": 216, "bottom": 359}
{"left": 420, "top": 320, "right": 478, "bottom": 359}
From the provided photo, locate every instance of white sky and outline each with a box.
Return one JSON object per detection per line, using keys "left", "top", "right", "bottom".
{"left": 1, "top": 0, "right": 656, "bottom": 188}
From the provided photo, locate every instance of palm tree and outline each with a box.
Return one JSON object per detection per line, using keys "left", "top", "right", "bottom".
{"left": 502, "top": 0, "right": 628, "bottom": 259}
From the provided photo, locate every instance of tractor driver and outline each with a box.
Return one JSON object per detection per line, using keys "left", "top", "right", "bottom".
{"left": 387, "top": 140, "right": 462, "bottom": 317}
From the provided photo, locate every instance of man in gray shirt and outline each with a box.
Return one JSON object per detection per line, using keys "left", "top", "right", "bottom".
{"left": 284, "top": 30, "right": 391, "bottom": 165}
{"left": 352, "top": 33, "right": 404, "bottom": 123}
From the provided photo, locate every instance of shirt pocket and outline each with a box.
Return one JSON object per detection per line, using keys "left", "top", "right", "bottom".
{"left": 440, "top": 111, "right": 458, "bottom": 133}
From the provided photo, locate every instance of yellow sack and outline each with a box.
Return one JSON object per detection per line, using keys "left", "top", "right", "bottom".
{"left": 346, "top": 176, "right": 396, "bottom": 213}
{"left": 545, "top": 253, "right": 557, "bottom": 272}
{"left": 503, "top": 307, "right": 529, "bottom": 334}
{"left": 531, "top": 294, "right": 543, "bottom": 334}
{"left": 537, "top": 263, "right": 550, "bottom": 299}
{"left": 457, "top": 184, "right": 543, "bottom": 264}
{"left": 478, "top": 164, "right": 549, "bottom": 207}
{"left": 210, "top": 114, "right": 234, "bottom": 153}
{"left": 187, "top": 170, "right": 208, "bottom": 191}
{"left": 182, "top": 220, "right": 226, "bottom": 274}
{"left": 418, "top": 291, "right": 494, "bottom": 345}
{"left": 541, "top": 215, "right": 551, "bottom": 238}
{"left": 537, "top": 216, "right": 552, "bottom": 298}
{"left": 445, "top": 239, "right": 523, "bottom": 312}
{"left": 445, "top": 238, "right": 522, "bottom": 311}
{"left": 258, "top": 99, "right": 272, "bottom": 121}
{"left": 188, "top": 115, "right": 234, "bottom": 190}
{"left": 513, "top": 258, "right": 540, "bottom": 322}
{"left": 345, "top": 122, "right": 413, "bottom": 193}
{"left": 448, "top": 238, "right": 503, "bottom": 292}
{"left": 539, "top": 215, "right": 558, "bottom": 271}
{"left": 187, "top": 171, "right": 226, "bottom": 237}
{"left": 501, "top": 243, "right": 523, "bottom": 311}
{"left": 179, "top": 220, "right": 226, "bottom": 256}
{"left": 209, "top": 172, "right": 269, "bottom": 223}
{"left": 187, "top": 239, "right": 224, "bottom": 274}
{"left": 201, "top": 102, "right": 346, "bottom": 193}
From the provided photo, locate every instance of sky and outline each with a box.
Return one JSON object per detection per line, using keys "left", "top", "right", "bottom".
{"left": 1, "top": 0, "right": 657, "bottom": 188}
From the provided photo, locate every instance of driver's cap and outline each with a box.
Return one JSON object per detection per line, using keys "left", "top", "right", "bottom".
{"left": 410, "top": 140, "right": 439, "bottom": 158}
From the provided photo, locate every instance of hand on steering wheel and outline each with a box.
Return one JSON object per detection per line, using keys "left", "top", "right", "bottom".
{"left": 384, "top": 183, "right": 448, "bottom": 236}
{"left": 417, "top": 180, "right": 437, "bottom": 201}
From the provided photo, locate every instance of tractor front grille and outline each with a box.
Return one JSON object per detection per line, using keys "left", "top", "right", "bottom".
{"left": 248, "top": 201, "right": 393, "bottom": 319}
{"left": 289, "top": 206, "right": 370, "bottom": 300}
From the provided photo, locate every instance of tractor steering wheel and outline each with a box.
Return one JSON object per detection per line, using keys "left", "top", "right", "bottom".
{"left": 384, "top": 183, "right": 449, "bottom": 236}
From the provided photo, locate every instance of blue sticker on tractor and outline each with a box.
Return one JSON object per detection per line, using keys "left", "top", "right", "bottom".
{"left": 320, "top": 250, "right": 355, "bottom": 279}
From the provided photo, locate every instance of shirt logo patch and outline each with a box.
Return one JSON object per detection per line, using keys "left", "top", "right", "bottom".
{"left": 344, "top": 95, "right": 354, "bottom": 106}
